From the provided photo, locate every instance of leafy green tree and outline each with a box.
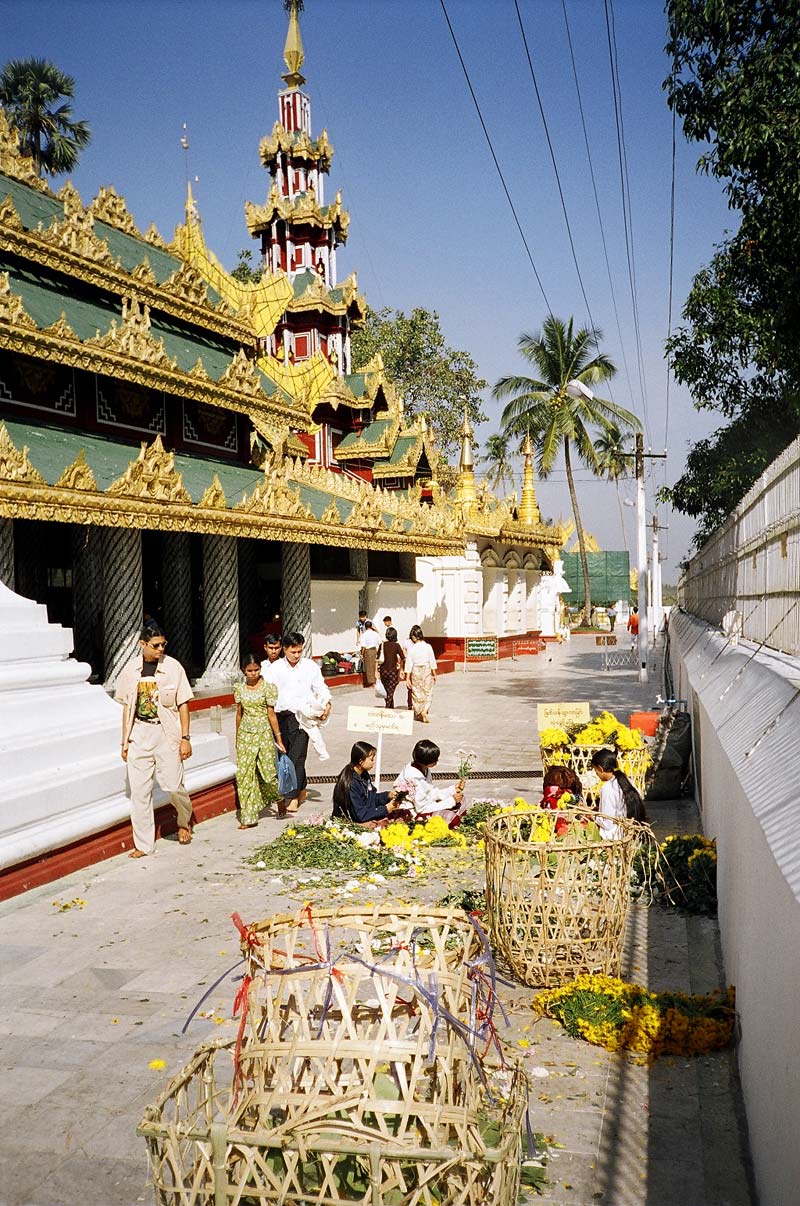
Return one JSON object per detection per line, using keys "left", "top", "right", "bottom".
{"left": 350, "top": 305, "right": 487, "bottom": 457}
{"left": 594, "top": 423, "right": 633, "bottom": 554}
{"left": 663, "top": 1, "right": 800, "bottom": 538}
{"left": 493, "top": 316, "right": 639, "bottom": 620}
{"left": 480, "top": 432, "right": 517, "bottom": 497}
{"left": 230, "top": 248, "right": 263, "bottom": 285}
{"left": 0, "top": 58, "right": 90, "bottom": 177}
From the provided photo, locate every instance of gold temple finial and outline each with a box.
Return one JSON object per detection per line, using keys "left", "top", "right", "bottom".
{"left": 518, "top": 429, "right": 541, "bottom": 525}
{"left": 456, "top": 403, "right": 477, "bottom": 506}
{"left": 282, "top": 0, "right": 307, "bottom": 88}
{"left": 185, "top": 177, "right": 200, "bottom": 226}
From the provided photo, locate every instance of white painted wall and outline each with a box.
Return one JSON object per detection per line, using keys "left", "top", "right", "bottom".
{"left": 309, "top": 578, "right": 361, "bottom": 657}
{"left": 365, "top": 578, "right": 420, "bottom": 644}
{"left": 0, "top": 582, "right": 235, "bottom": 871}
{"left": 416, "top": 546, "right": 482, "bottom": 637}
{"left": 669, "top": 610, "right": 800, "bottom": 1206}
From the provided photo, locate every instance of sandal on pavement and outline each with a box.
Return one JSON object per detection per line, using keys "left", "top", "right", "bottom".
{"left": 178, "top": 827, "right": 193, "bottom": 845}
{"left": 238, "top": 823, "right": 258, "bottom": 830}
{"left": 128, "top": 849, "right": 147, "bottom": 859}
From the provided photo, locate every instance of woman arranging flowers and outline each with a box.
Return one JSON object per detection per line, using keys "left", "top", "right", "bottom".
{"left": 406, "top": 624, "right": 437, "bottom": 721}
{"left": 591, "top": 748, "right": 647, "bottom": 838}
{"left": 332, "top": 741, "right": 407, "bottom": 824}
{"left": 393, "top": 739, "right": 467, "bottom": 827}
{"left": 234, "top": 653, "right": 285, "bottom": 828}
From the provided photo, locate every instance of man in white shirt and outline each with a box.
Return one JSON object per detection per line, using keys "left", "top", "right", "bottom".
{"left": 270, "top": 630, "right": 332, "bottom": 814}
{"left": 358, "top": 620, "right": 381, "bottom": 686}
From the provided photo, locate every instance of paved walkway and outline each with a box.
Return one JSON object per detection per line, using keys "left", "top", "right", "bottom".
{"left": 0, "top": 636, "right": 753, "bottom": 1204}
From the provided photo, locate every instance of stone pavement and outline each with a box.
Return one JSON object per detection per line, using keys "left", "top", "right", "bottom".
{"left": 0, "top": 635, "right": 753, "bottom": 1205}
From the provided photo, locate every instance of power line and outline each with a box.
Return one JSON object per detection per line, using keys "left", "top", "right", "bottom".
{"left": 513, "top": 0, "right": 593, "bottom": 326}
{"left": 604, "top": 0, "right": 653, "bottom": 447}
{"left": 560, "top": 0, "right": 636, "bottom": 407}
{"left": 439, "top": 0, "right": 552, "bottom": 315}
{"left": 664, "top": 97, "right": 677, "bottom": 484}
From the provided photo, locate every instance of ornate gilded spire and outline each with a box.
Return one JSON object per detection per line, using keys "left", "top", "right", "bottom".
{"left": 456, "top": 404, "right": 477, "bottom": 506}
{"left": 282, "top": 0, "right": 307, "bottom": 88}
{"left": 518, "top": 430, "right": 541, "bottom": 525}
{"left": 185, "top": 178, "right": 200, "bottom": 226}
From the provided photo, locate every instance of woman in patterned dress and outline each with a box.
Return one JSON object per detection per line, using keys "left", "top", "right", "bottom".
{"left": 378, "top": 626, "right": 405, "bottom": 709}
{"left": 406, "top": 625, "right": 437, "bottom": 722}
{"left": 234, "top": 653, "right": 285, "bottom": 828}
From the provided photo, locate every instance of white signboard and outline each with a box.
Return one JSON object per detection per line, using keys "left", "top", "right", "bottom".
{"left": 537, "top": 702, "right": 591, "bottom": 730}
{"left": 347, "top": 706, "right": 414, "bottom": 736}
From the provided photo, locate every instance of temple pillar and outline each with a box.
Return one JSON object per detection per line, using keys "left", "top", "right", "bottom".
{"left": 162, "top": 531, "right": 192, "bottom": 669}
{"left": 102, "top": 527, "right": 143, "bottom": 689}
{"left": 349, "top": 548, "right": 368, "bottom": 613}
{"left": 281, "top": 541, "right": 312, "bottom": 644}
{"left": 238, "top": 538, "right": 260, "bottom": 650}
{"left": 72, "top": 526, "right": 102, "bottom": 670}
{"left": 0, "top": 519, "right": 14, "bottom": 590}
{"left": 200, "top": 533, "right": 239, "bottom": 687}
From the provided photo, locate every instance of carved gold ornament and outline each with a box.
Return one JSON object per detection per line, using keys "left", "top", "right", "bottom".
{"left": 198, "top": 474, "right": 228, "bottom": 510}
{"left": 55, "top": 450, "right": 98, "bottom": 492}
{"left": 0, "top": 108, "right": 50, "bottom": 193}
{"left": 0, "top": 422, "right": 46, "bottom": 484}
{"left": 88, "top": 186, "right": 142, "bottom": 237}
{"left": 106, "top": 434, "right": 192, "bottom": 503}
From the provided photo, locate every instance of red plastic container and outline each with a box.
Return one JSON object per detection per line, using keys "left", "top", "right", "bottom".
{"left": 629, "top": 711, "right": 660, "bottom": 737}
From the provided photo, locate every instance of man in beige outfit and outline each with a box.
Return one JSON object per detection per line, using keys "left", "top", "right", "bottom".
{"left": 116, "top": 620, "right": 194, "bottom": 857}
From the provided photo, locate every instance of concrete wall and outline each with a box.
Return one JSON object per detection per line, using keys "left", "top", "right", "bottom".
{"left": 309, "top": 578, "right": 361, "bottom": 657}
{"left": 669, "top": 610, "right": 800, "bottom": 1206}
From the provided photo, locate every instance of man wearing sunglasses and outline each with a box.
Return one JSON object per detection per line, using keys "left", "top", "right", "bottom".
{"left": 116, "top": 620, "right": 195, "bottom": 857}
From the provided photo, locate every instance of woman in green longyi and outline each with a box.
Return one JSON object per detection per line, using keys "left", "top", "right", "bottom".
{"left": 234, "top": 653, "right": 285, "bottom": 827}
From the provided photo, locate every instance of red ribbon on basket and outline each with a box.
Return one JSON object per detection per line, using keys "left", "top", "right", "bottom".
{"left": 230, "top": 913, "right": 262, "bottom": 1102}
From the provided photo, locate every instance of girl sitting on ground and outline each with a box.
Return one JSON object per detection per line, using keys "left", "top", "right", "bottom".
{"left": 590, "top": 748, "right": 647, "bottom": 838}
{"left": 540, "top": 765, "right": 583, "bottom": 835}
{"left": 393, "top": 739, "right": 467, "bottom": 828}
{"left": 332, "top": 741, "right": 406, "bottom": 824}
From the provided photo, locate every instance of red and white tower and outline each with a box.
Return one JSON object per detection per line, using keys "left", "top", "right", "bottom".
{"left": 245, "top": 0, "right": 360, "bottom": 374}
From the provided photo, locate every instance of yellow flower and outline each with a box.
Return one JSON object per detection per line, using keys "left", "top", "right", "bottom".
{"left": 148, "top": 1058, "right": 167, "bottom": 1070}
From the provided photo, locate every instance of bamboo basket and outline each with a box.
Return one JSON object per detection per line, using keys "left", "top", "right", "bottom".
{"left": 484, "top": 808, "right": 639, "bottom": 987}
{"left": 138, "top": 1039, "right": 526, "bottom": 1206}
{"left": 138, "top": 906, "right": 527, "bottom": 1205}
{"left": 540, "top": 743, "right": 649, "bottom": 805}
{"left": 238, "top": 904, "right": 489, "bottom": 1049}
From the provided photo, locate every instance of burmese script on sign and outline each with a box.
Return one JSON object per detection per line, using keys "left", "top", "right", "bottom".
{"left": 347, "top": 706, "right": 415, "bottom": 736}
{"left": 537, "top": 702, "right": 591, "bottom": 730}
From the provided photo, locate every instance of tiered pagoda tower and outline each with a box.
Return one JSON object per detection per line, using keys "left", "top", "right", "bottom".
{"left": 246, "top": 0, "right": 361, "bottom": 376}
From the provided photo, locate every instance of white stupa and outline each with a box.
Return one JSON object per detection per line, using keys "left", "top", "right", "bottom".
{"left": 0, "top": 580, "right": 235, "bottom": 871}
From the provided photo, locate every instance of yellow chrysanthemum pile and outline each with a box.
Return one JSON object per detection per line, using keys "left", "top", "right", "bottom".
{"left": 534, "top": 974, "right": 735, "bottom": 1059}
{"left": 538, "top": 727, "right": 571, "bottom": 749}
{"left": 380, "top": 814, "right": 467, "bottom": 851}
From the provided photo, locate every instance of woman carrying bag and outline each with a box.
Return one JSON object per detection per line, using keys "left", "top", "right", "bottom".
{"left": 377, "top": 626, "right": 405, "bottom": 709}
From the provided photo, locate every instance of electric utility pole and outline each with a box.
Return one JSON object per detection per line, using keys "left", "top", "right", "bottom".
{"left": 634, "top": 433, "right": 668, "bottom": 683}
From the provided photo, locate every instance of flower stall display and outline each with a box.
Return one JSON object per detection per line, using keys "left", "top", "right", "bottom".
{"left": 534, "top": 974, "right": 735, "bottom": 1059}
{"left": 484, "top": 806, "right": 644, "bottom": 987}
{"left": 539, "top": 710, "right": 651, "bottom": 805}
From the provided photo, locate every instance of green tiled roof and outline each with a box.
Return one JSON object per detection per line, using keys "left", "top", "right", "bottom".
{"left": 344, "top": 371, "right": 367, "bottom": 397}
{"left": 336, "top": 417, "right": 391, "bottom": 452}
{"left": 0, "top": 171, "right": 219, "bottom": 300}
{"left": 385, "top": 435, "right": 418, "bottom": 467}
{"left": 291, "top": 268, "right": 317, "bottom": 297}
{"left": 1, "top": 256, "right": 242, "bottom": 381}
{"left": 1, "top": 419, "right": 355, "bottom": 522}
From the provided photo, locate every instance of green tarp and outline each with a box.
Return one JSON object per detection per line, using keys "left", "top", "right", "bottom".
{"left": 562, "top": 550, "right": 630, "bottom": 604}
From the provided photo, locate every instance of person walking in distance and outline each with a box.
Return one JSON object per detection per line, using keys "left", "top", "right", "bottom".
{"left": 116, "top": 620, "right": 194, "bottom": 857}
{"left": 378, "top": 625, "right": 405, "bottom": 708}
{"left": 358, "top": 620, "right": 381, "bottom": 687}
{"left": 627, "top": 606, "right": 639, "bottom": 646}
{"left": 260, "top": 632, "right": 283, "bottom": 682}
{"left": 607, "top": 603, "right": 617, "bottom": 631}
{"left": 270, "top": 631, "right": 332, "bottom": 815}
{"left": 406, "top": 624, "right": 438, "bottom": 722}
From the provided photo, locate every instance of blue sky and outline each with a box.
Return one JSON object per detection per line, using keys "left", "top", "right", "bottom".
{"left": 6, "top": 0, "right": 735, "bottom": 576}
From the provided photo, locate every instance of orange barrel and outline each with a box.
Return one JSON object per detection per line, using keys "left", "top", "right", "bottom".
{"left": 629, "top": 711, "right": 660, "bottom": 737}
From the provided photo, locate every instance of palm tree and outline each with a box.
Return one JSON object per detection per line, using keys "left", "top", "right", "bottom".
{"left": 0, "top": 58, "right": 91, "bottom": 177}
{"left": 493, "top": 316, "right": 640, "bottom": 622}
{"left": 480, "top": 432, "right": 516, "bottom": 497}
{"left": 594, "top": 423, "right": 634, "bottom": 555}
